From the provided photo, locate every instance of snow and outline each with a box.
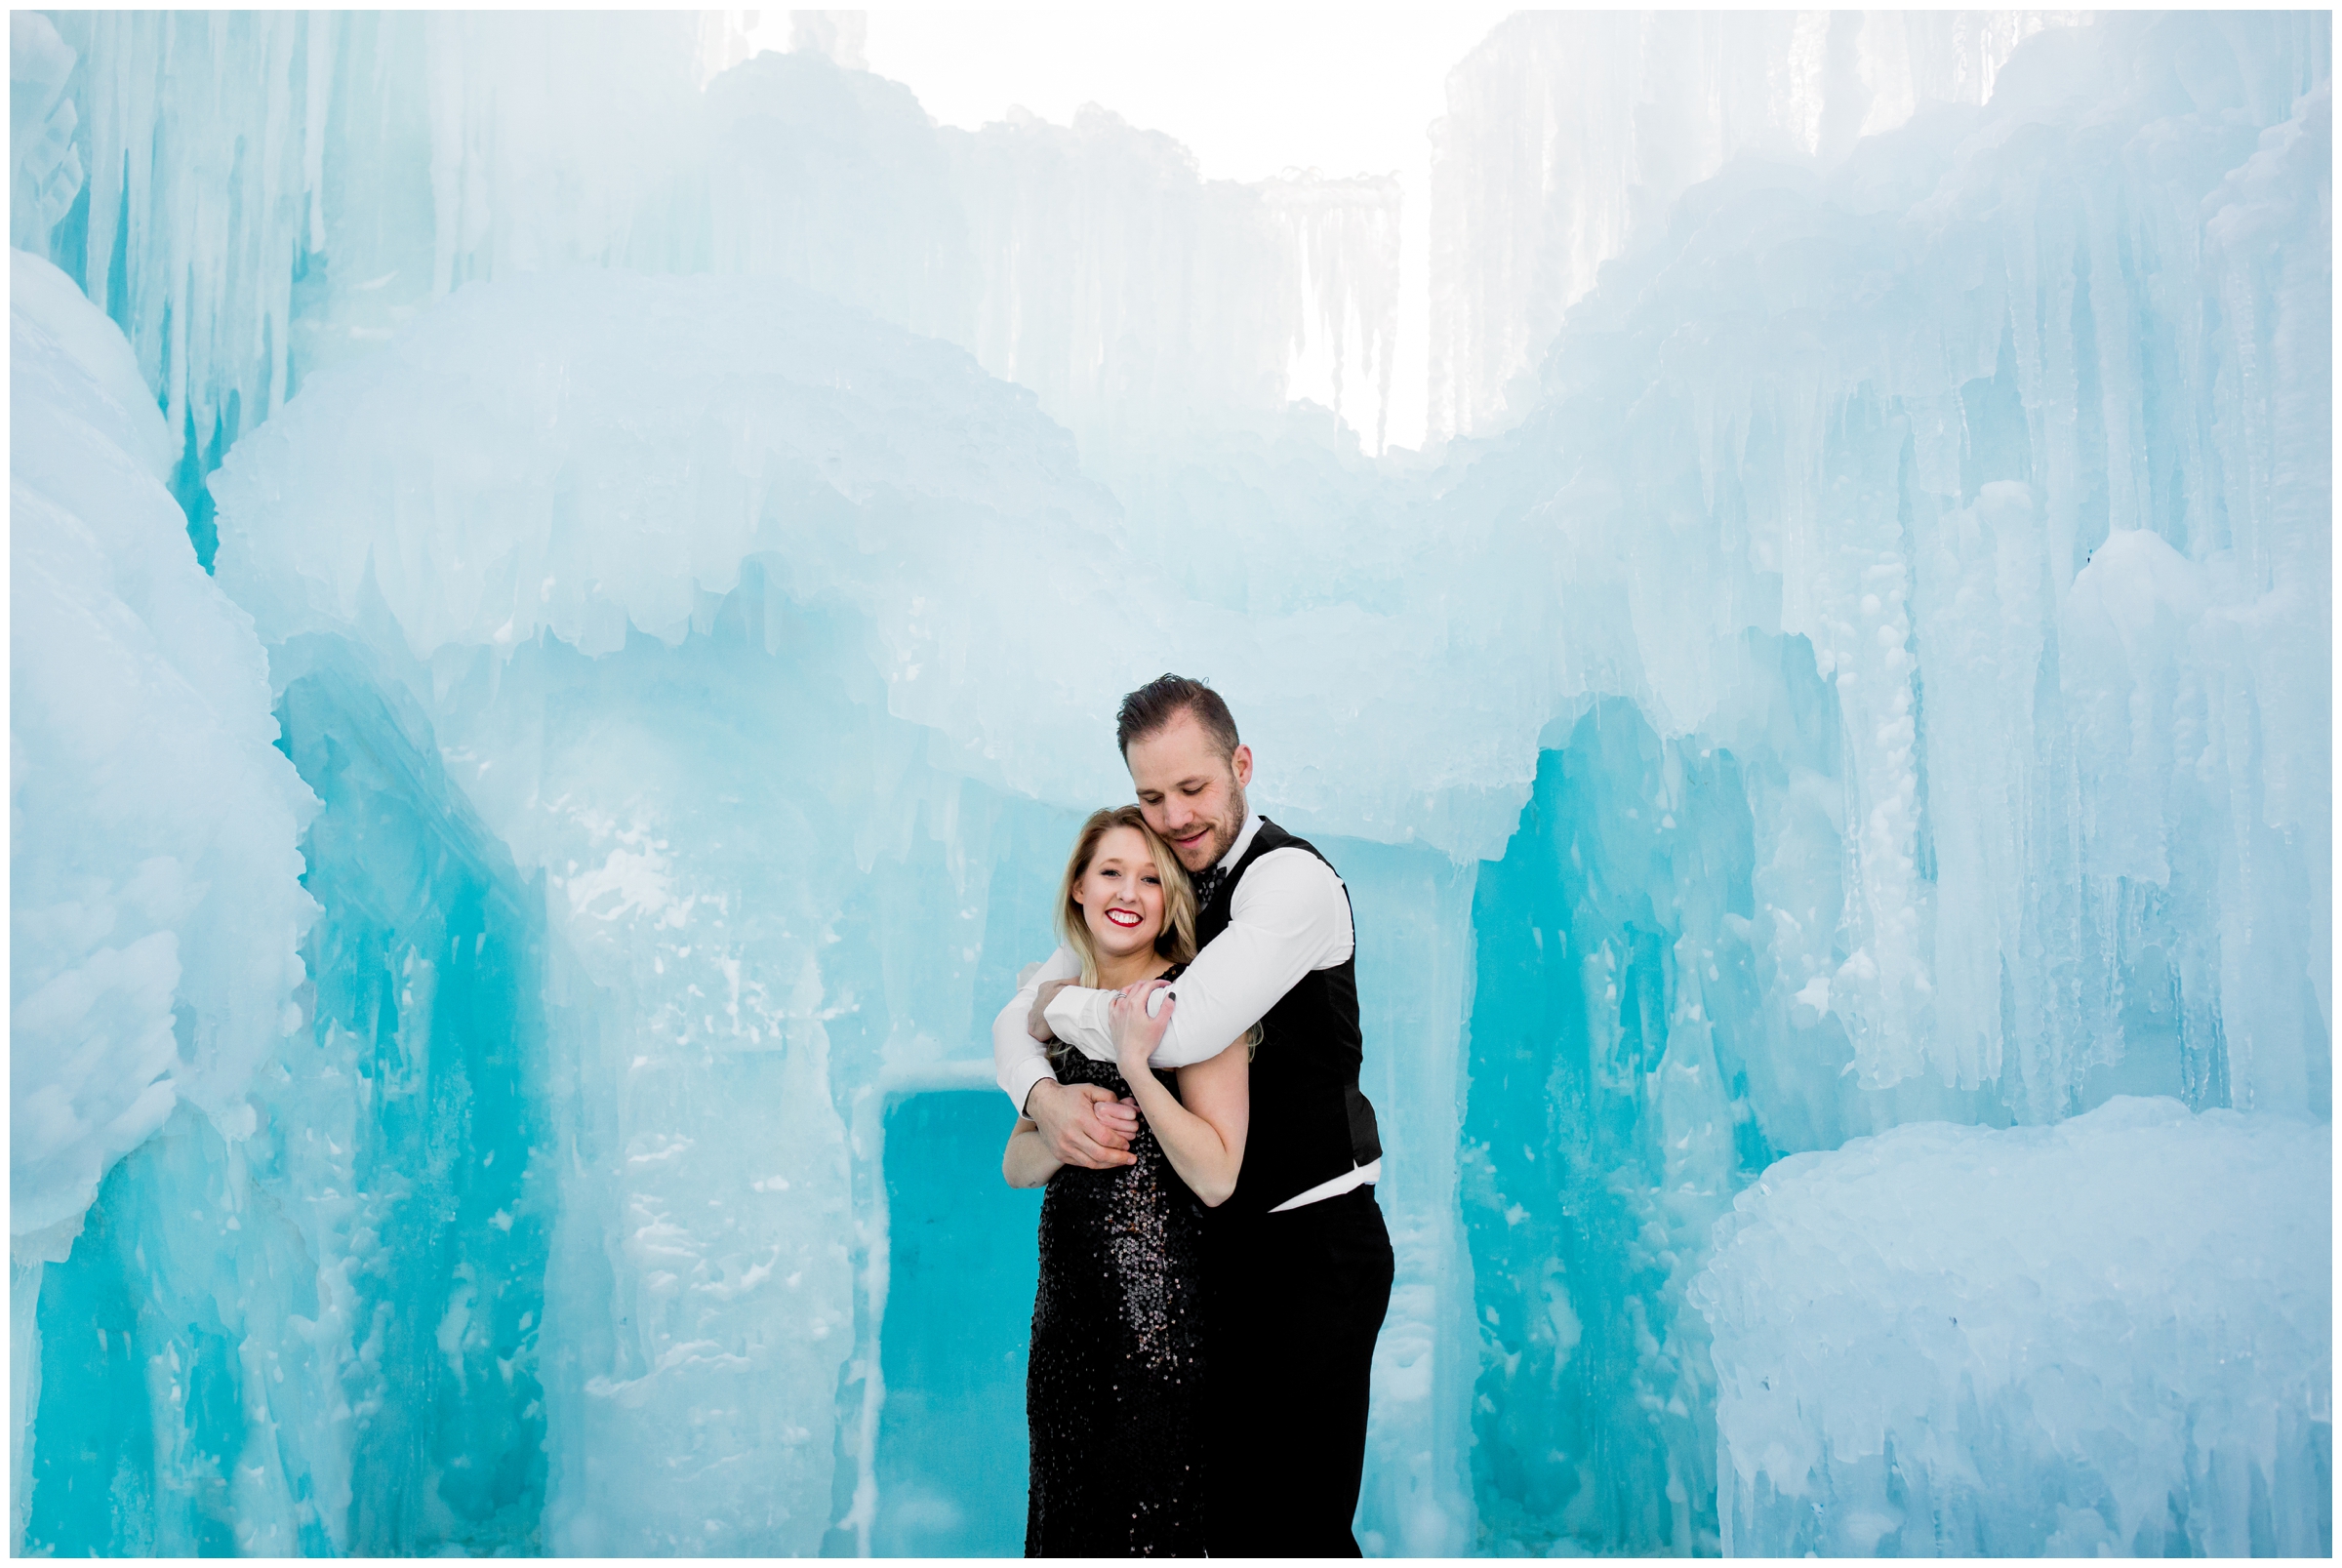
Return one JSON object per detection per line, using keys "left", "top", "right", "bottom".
{"left": 1693, "top": 1097, "right": 2330, "bottom": 1555}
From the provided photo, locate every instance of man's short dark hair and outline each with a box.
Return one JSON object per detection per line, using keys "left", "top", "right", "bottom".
{"left": 1116, "top": 674, "right": 1240, "bottom": 760}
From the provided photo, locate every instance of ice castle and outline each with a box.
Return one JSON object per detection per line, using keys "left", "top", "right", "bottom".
{"left": 10, "top": 9, "right": 2330, "bottom": 1555}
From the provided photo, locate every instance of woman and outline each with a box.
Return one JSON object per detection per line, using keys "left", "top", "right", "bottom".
{"left": 1002, "top": 806, "right": 1251, "bottom": 1557}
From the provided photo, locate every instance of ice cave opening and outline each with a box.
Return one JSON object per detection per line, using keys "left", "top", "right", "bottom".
{"left": 869, "top": 1089, "right": 1042, "bottom": 1558}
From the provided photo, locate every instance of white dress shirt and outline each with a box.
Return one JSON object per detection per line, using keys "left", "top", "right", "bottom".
{"left": 991, "top": 811, "right": 1382, "bottom": 1211}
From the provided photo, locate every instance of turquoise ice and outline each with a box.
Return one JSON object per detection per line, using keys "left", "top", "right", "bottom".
{"left": 10, "top": 10, "right": 2330, "bottom": 1556}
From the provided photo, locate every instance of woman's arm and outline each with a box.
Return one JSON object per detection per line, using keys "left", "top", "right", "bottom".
{"left": 1003, "top": 1118, "right": 1063, "bottom": 1188}
{"left": 1043, "top": 850, "right": 1350, "bottom": 1067}
{"left": 996, "top": 949, "right": 1140, "bottom": 1170}
{"left": 1111, "top": 984, "right": 1249, "bottom": 1207}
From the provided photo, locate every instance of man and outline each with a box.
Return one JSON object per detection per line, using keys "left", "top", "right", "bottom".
{"left": 993, "top": 674, "right": 1393, "bottom": 1556}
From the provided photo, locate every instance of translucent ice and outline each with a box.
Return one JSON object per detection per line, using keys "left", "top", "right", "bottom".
{"left": 21, "top": 12, "right": 710, "bottom": 521}
{"left": 22, "top": 634, "right": 569, "bottom": 1555}
{"left": 1445, "top": 21, "right": 2327, "bottom": 1548}
{"left": 1428, "top": 10, "right": 2079, "bottom": 440}
{"left": 10, "top": 7, "right": 2330, "bottom": 1560}
{"left": 196, "top": 259, "right": 1505, "bottom": 1552}
{"left": 20, "top": 10, "right": 1404, "bottom": 528}
{"left": 9, "top": 15, "right": 82, "bottom": 249}
{"left": 10, "top": 248, "right": 316, "bottom": 1548}
{"left": 1437, "top": 12, "right": 2331, "bottom": 1112}
{"left": 10, "top": 250, "right": 315, "bottom": 1250}
{"left": 1693, "top": 1097, "right": 2331, "bottom": 1555}
{"left": 206, "top": 265, "right": 1552, "bottom": 863}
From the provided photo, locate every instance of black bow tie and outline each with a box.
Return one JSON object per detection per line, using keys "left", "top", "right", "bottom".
{"left": 1191, "top": 865, "right": 1227, "bottom": 909}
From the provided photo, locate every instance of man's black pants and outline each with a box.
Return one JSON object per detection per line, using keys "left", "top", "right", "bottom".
{"left": 1203, "top": 1186, "right": 1395, "bottom": 1557}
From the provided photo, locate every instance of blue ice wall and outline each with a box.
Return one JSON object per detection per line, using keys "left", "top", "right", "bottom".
{"left": 270, "top": 637, "right": 555, "bottom": 1550}
{"left": 1458, "top": 628, "right": 2289, "bottom": 1555}
{"left": 1466, "top": 703, "right": 1753, "bottom": 1556}
{"left": 28, "top": 1114, "right": 265, "bottom": 1555}
{"left": 1461, "top": 649, "right": 2045, "bottom": 1555}
{"left": 268, "top": 559, "right": 1486, "bottom": 1558}
{"left": 396, "top": 580, "right": 1112, "bottom": 1554}
{"left": 1324, "top": 837, "right": 1481, "bottom": 1556}
{"left": 11, "top": 9, "right": 2330, "bottom": 1560}
{"left": 20, "top": 635, "right": 553, "bottom": 1553}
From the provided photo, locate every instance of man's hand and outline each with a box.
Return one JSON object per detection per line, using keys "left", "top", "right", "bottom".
{"left": 1026, "top": 1078, "right": 1140, "bottom": 1169}
{"left": 1027, "top": 979, "right": 1074, "bottom": 1042}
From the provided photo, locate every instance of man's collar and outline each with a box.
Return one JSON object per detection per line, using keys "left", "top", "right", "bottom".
{"left": 1218, "top": 811, "right": 1264, "bottom": 872}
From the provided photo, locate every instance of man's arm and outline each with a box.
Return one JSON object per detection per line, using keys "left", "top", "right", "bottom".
{"left": 1042, "top": 848, "right": 1353, "bottom": 1069}
{"left": 993, "top": 946, "right": 1081, "bottom": 1113}
{"left": 991, "top": 946, "right": 1140, "bottom": 1169}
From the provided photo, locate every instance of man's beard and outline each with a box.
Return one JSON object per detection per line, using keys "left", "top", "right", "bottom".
{"left": 1185, "top": 782, "right": 1247, "bottom": 872}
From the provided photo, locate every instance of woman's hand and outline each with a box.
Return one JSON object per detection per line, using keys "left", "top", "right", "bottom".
{"left": 1109, "top": 979, "right": 1175, "bottom": 1078}
{"left": 1106, "top": 979, "right": 1247, "bottom": 1207}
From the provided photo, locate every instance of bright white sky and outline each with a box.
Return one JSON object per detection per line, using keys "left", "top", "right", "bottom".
{"left": 855, "top": 10, "right": 1511, "bottom": 184}
{"left": 732, "top": 8, "right": 1516, "bottom": 449}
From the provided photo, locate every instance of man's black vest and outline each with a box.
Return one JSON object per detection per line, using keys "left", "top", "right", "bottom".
{"left": 1199, "top": 818, "right": 1383, "bottom": 1217}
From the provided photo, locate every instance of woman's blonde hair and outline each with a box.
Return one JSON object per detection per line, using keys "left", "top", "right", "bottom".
{"left": 1056, "top": 806, "right": 1197, "bottom": 985}
{"left": 1050, "top": 808, "right": 1261, "bottom": 1066}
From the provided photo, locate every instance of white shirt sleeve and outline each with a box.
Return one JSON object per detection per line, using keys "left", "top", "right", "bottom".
{"left": 1042, "top": 847, "right": 1354, "bottom": 1069}
{"left": 993, "top": 945, "right": 1082, "bottom": 1112}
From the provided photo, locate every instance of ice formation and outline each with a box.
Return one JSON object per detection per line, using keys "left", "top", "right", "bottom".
{"left": 11, "top": 7, "right": 2330, "bottom": 1559}
{"left": 1428, "top": 11, "right": 2080, "bottom": 440}
{"left": 10, "top": 246, "right": 318, "bottom": 1546}
{"left": 20, "top": 11, "right": 1400, "bottom": 511}
{"left": 8, "top": 247, "right": 316, "bottom": 1260}
{"left": 1694, "top": 1097, "right": 2331, "bottom": 1555}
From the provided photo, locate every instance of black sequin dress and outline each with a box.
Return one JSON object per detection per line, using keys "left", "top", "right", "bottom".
{"left": 1026, "top": 964, "right": 1208, "bottom": 1557}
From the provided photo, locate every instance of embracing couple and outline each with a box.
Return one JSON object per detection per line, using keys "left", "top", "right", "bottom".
{"left": 993, "top": 674, "right": 1393, "bottom": 1557}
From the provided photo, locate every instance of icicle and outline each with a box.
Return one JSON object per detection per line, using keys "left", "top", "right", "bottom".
{"left": 303, "top": 12, "right": 330, "bottom": 254}
{"left": 9, "top": 13, "right": 84, "bottom": 253}
{"left": 1428, "top": 10, "right": 2078, "bottom": 442}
